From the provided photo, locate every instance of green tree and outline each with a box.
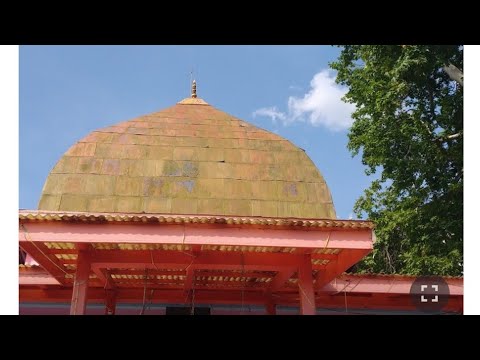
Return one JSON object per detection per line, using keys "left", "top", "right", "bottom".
{"left": 331, "top": 45, "right": 463, "bottom": 276}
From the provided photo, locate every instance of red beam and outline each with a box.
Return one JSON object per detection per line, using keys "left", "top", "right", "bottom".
{"left": 194, "top": 279, "right": 266, "bottom": 287}
{"left": 280, "top": 293, "right": 464, "bottom": 313}
{"left": 58, "top": 259, "right": 78, "bottom": 264}
{"left": 269, "top": 268, "right": 296, "bottom": 291}
{"left": 70, "top": 250, "right": 91, "bottom": 315}
{"left": 90, "top": 250, "right": 304, "bottom": 271}
{"left": 19, "top": 242, "right": 68, "bottom": 285}
{"left": 48, "top": 249, "right": 78, "bottom": 255}
{"left": 40, "top": 248, "right": 339, "bottom": 260}
{"left": 315, "top": 249, "right": 371, "bottom": 290}
{"left": 298, "top": 254, "right": 315, "bottom": 315}
{"left": 109, "top": 269, "right": 186, "bottom": 276}
{"left": 19, "top": 274, "right": 60, "bottom": 285}
{"left": 37, "top": 267, "right": 276, "bottom": 280}
{"left": 18, "top": 287, "right": 464, "bottom": 313}
{"left": 319, "top": 274, "right": 464, "bottom": 296}
{"left": 93, "top": 268, "right": 115, "bottom": 290}
{"left": 114, "top": 279, "right": 184, "bottom": 287}
{"left": 111, "top": 282, "right": 267, "bottom": 291}
{"left": 195, "top": 270, "right": 275, "bottom": 279}
{"left": 19, "top": 222, "right": 374, "bottom": 250}
{"left": 21, "top": 287, "right": 267, "bottom": 305}
{"left": 19, "top": 266, "right": 51, "bottom": 274}
{"left": 21, "top": 270, "right": 462, "bottom": 299}
{"left": 311, "top": 253, "right": 337, "bottom": 260}
{"left": 191, "top": 245, "right": 202, "bottom": 252}
{"left": 318, "top": 292, "right": 464, "bottom": 313}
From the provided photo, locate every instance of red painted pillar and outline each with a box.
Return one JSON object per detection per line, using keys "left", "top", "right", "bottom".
{"left": 70, "top": 249, "right": 91, "bottom": 315}
{"left": 266, "top": 300, "right": 276, "bottom": 315}
{"left": 105, "top": 290, "right": 117, "bottom": 315}
{"left": 265, "top": 289, "right": 276, "bottom": 315}
{"left": 298, "top": 254, "right": 316, "bottom": 315}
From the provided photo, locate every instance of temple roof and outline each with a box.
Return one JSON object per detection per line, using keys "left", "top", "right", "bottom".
{"left": 21, "top": 210, "right": 366, "bottom": 228}
{"left": 38, "top": 88, "right": 336, "bottom": 218}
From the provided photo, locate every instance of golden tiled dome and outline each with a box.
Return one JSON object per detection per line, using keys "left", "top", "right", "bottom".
{"left": 39, "top": 92, "right": 336, "bottom": 218}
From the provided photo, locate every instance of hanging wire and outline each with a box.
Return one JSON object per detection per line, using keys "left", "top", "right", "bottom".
{"left": 298, "top": 282, "right": 316, "bottom": 310}
{"left": 344, "top": 287, "right": 348, "bottom": 313}
{"left": 241, "top": 252, "right": 245, "bottom": 314}
{"left": 190, "top": 269, "right": 196, "bottom": 315}
{"left": 331, "top": 278, "right": 353, "bottom": 295}
{"left": 321, "top": 231, "right": 332, "bottom": 252}
{"left": 150, "top": 250, "right": 160, "bottom": 271}
{"left": 140, "top": 268, "right": 148, "bottom": 315}
{"left": 146, "top": 289, "right": 155, "bottom": 313}
{"left": 330, "top": 278, "right": 351, "bottom": 313}
{"left": 104, "top": 289, "right": 113, "bottom": 315}
{"left": 180, "top": 224, "right": 196, "bottom": 258}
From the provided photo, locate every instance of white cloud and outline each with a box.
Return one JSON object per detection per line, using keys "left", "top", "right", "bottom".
{"left": 252, "top": 106, "right": 286, "bottom": 124}
{"left": 253, "top": 69, "right": 356, "bottom": 131}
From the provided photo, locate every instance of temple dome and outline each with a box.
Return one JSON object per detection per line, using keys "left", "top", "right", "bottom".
{"left": 39, "top": 93, "right": 336, "bottom": 219}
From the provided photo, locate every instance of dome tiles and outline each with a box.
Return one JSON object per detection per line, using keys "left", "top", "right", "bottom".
{"left": 39, "top": 94, "right": 336, "bottom": 219}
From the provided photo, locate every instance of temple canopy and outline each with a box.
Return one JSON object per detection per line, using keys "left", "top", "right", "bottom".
{"left": 20, "top": 82, "right": 463, "bottom": 315}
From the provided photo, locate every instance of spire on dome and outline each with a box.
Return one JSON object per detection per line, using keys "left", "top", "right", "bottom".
{"left": 178, "top": 79, "right": 208, "bottom": 105}
{"left": 191, "top": 80, "right": 197, "bottom": 98}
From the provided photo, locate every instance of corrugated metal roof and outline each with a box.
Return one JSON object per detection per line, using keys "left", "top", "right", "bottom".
{"left": 341, "top": 272, "right": 463, "bottom": 280}
{"left": 19, "top": 210, "right": 374, "bottom": 229}
{"left": 19, "top": 238, "right": 336, "bottom": 290}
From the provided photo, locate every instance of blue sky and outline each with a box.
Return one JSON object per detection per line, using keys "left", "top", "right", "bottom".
{"left": 19, "top": 45, "right": 372, "bottom": 219}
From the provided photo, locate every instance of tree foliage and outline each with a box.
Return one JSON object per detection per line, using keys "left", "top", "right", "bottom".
{"left": 331, "top": 45, "right": 463, "bottom": 276}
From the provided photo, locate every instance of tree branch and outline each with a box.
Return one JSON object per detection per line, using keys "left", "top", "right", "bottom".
{"left": 446, "top": 132, "right": 462, "bottom": 140}
{"left": 443, "top": 63, "right": 463, "bottom": 86}
{"left": 434, "top": 130, "right": 463, "bottom": 143}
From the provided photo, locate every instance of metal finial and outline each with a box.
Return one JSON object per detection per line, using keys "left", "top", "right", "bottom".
{"left": 191, "top": 80, "right": 197, "bottom": 98}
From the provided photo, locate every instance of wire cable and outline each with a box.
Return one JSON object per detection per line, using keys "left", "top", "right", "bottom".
{"left": 139, "top": 268, "right": 148, "bottom": 315}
